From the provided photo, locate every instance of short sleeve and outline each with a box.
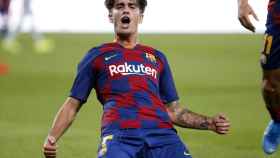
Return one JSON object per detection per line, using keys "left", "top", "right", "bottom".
{"left": 69, "top": 48, "right": 99, "bottom": 104}
{"left": 158, "top": 52, "right": 179, "bottom": 104}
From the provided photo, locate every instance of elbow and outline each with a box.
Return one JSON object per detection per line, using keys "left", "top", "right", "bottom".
{"left": 167, "top": 111, "right": 177, "bottom": 124}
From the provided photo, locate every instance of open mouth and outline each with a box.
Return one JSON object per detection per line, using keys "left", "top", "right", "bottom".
{"left": 121, "top": 16, "right": 131, "bottom": 24}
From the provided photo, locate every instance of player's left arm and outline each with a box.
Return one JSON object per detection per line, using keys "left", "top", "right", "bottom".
{"left": 166, "top": 100, "right": 230, "bottom": 134}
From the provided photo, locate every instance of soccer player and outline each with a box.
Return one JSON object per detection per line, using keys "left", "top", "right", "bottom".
{"left": 238, "top": 0, "right": 280, "bottom": 155}
{"left": 2, "top": 0, "right": 52, "bottom": 54}
{"left": 0, "top": 0, "right": 10, "bottom": 37}
{"left": 43, "top": 0, "right": 230, "bottom": 157}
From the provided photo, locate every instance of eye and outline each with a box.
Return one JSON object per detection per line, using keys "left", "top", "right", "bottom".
{"left": 129, "top": 4, "right": 136, "bottom": 9}
{"left": 115, "top": 4, "right": 124, "bottom": 9}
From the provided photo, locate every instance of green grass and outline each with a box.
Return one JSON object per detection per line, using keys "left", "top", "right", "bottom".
{"left": 0, "top": 33, "right": 278, "bottom": 158}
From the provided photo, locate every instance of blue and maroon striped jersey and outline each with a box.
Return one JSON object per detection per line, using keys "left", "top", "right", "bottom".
{"left": 70, "top": 42, "right": 179, "bottom": 134}
{"left": 266, "top": 0, "right": 280, "bottom": 35}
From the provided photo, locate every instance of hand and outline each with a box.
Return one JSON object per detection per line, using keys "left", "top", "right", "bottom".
{"left": 238, "top": 1, "right": 259, "bottom": 32}
{"left": 209, "top": 113, "right": 230, "bottom": 135}
{"left": 43, "top": 136, "right": 57, "bottom": 158}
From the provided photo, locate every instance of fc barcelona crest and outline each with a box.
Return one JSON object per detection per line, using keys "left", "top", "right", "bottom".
{"left": 145, "top": 53, "right": 157, "bottom": 63}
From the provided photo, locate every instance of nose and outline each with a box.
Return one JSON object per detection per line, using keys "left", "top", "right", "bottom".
{"left": 122, "top": 6, "right": 130, "bottom": 15}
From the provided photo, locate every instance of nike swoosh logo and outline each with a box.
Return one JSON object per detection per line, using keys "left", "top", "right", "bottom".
{"left": 105, "top": 54, "right": 118, "bottom": 61}
{"left": 184, "top": 152, "right": 191, "bottom": 156}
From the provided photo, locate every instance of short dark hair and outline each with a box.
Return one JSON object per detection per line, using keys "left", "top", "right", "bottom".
{"left": 105, "top": 0, "right": 147, "bottom": 13}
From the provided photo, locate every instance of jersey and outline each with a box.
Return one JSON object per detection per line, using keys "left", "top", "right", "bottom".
{"left": 261, "top": 0, "right": 280, "bottom": 69}
{"left": 266, "top": 0, "right": 280, "bottom": 35}
{"left": 70, "top": 42, "right": 179, "bottom": 134}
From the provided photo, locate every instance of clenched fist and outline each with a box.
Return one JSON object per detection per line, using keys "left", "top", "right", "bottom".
{"left": 209, "top": 114, "right": 230, "bottom": 134}
{"left": 43, "top": 136, "right": 57, "bottom": 158}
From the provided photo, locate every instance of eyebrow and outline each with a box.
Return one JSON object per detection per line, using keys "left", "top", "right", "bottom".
{"left": 128, "top": 2, "right": 137, "bottom": 6}
{"left": 115, "top": 1, "right": 137, "bottom": 6}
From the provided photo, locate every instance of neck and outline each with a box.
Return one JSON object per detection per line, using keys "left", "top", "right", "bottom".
{"left": 115, "top": 33, "right": 138, "bottom": 49}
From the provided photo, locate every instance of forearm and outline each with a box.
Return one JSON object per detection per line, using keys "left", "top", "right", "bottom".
{"left": 168, "top": 107, "right": 212, "bottom": 130}
{"left": 166, "top": 101, "right": 213, "bottom": 130}
{"left": 47, "top": 97, "right": 81, "bottom": 141}
{"left": 175, "top": 110, "right": 212, "bottom": 130}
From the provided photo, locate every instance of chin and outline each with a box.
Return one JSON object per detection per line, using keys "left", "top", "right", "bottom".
{"left": 117, "top": 30, "right": 133, "bottom": 37}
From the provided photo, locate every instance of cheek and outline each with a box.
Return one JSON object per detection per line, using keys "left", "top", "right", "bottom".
{"left": 132, "top": 14, "right": 140, "bottom": 22}
{"left": 112, "top": 11, "right": 121, "bottom": 21}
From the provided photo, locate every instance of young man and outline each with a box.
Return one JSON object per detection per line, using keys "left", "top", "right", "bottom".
{"left": 43, "top": 0, "right": 230, "bottom": 157}
{"left": 238, "top": 0, "right": 280, "bottom": 155}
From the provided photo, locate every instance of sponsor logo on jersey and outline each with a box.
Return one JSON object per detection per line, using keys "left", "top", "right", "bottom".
{"left": 109, "top": 62, "right": 157, "bottom": 79}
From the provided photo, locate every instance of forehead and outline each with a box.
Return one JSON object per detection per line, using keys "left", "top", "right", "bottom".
{"left": 114, "top": 0, "right": 137, "bottom": 4}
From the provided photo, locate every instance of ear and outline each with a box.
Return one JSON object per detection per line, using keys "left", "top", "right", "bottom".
{"left": 138, "top": 14, "right": 144, "bottom": 24}
{"left": 108, "top": 12, "right": 113, "bottom": 23}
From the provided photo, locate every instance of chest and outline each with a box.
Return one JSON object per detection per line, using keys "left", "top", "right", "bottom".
{"left": 94, "top": 50, "right": 162, "bottom": 81}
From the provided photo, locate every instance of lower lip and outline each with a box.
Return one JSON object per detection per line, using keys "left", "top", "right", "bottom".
{"left": 121, "top": 23, "right": 129, "bottom": 28}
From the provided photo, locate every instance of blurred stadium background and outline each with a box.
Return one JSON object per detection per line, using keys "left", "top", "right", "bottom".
{"left": 1, "top": 0, "right": 279, "bottom": 158}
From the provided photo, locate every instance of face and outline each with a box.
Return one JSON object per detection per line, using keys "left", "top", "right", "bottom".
{"left": 109, "top": 0, "right": 143, "bottom": 36}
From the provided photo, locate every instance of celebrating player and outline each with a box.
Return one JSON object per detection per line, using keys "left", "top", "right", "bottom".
{"left": 43, "top": 0, "right": 230, "bottom": 157}
{"left": 238, "top": 0, "right": 280, "bottom": 155}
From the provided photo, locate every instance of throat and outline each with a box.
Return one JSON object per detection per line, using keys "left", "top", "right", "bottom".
{"left": 114, "top": 35, "right": 138, "bottom": 49}
{"left": 121, "top": 42, "right": 137, "bottom": 49}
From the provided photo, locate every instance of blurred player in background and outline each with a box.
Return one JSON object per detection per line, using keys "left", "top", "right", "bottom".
{"left": 2, "top": 0, "right": 53, "bottom": 54}
{"left": 43, "top": 0, "right": 230, "bottom": 158}
{"left": 0, "top": 0, "right": 10, "bottom": 37}
{"left": 238, "top": 0, "right": 280, "bottom": 155}
{"left": 0, "top": 0, "right": 10, "bottom": 76}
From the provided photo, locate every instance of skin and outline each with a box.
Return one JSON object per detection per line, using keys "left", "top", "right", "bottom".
{"left": 262, "top": 69, "right": 280, "bottom": 110}
{"left": 166, "top": 101, "right": 230, "bottom": 134}
{"left": 237, "top": 0, "right": 259, "bottom": 32}
{"left": 43, "top": 97, "right": 81, "bottom": 158}
{"left": 43, "top": 0, "right": 230, "bottom": 157}
{"left": 109, "top": 0, "right": 143, "bottom": 48}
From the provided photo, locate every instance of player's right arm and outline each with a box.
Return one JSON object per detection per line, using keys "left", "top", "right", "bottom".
{"left": 42, "top": 48, "right": 98, "bottom": 158}
{"left": 237, "top": 0, "right": 259, "bottom": 32}
{"left": 43, "top": 97, "right": 82, "bottom": 158}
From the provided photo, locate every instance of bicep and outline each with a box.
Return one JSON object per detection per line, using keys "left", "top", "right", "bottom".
{"left": 158, "top": 53, "right": 179, "bottom": 104}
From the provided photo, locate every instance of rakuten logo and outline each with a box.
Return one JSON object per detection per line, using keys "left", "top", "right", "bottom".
{"left": 109, "top": 62, "right": 157, "bottom": 79}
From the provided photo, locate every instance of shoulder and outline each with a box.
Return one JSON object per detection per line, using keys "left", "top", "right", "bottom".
{"left": 80, "top": 42, "right": 119, "bottom": 64}
{"left": 85, "top": 42, "right": 116, "bottom": 57}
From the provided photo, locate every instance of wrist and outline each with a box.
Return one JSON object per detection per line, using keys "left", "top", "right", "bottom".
{"left": 47, "top": 135, "right": 57, "bottom": 145}
{"left": 206, "top": 117, "right": 216, "bottom": 131}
